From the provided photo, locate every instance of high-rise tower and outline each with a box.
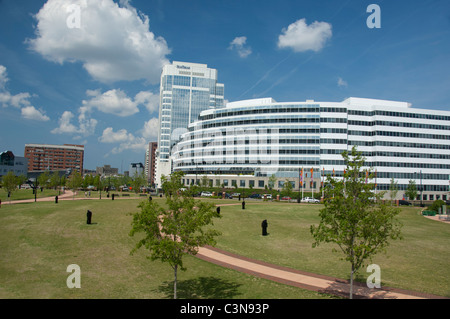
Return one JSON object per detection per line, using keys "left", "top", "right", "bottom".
{"left": 155, "top": 61, "right": 224, "bottom": 187}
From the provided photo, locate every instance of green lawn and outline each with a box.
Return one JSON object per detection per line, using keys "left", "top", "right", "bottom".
{"left": 209, "top": 199, "right": 450, "bottom": 297}
{"left": 0, "top": 198, "right": 332, "bottom": 299}
{"left": 0, "top": 197, "right": 448, "bottom": 298}
{"left": 0, "top": 188, "right": 60, "bottom": 202}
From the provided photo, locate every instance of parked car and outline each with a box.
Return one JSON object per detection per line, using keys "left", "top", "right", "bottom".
{"left": 281, "top": 196, "right": 291, "bottom": 200}
{"left": 224, "top": 193, "right": 233, "bottom": 199}
{"left": 201, "top": 191, "right": 212, "bottom": 197}
{"left": 249, "top": 193, "right": 261, "bottom": 199}
{"left": 263, "top": 194, "right": 272, "bottom": 200}
{"left": 302, "top": 197, "right": 319, "bottom": 203}
{"left": 231, "top": 193, "right": 241, "bottom": 197}
{"left": 398, "top": 200, "right": 411, "bottom": 206}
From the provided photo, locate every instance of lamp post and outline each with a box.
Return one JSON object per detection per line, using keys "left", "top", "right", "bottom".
{"left": 420, "top": 170, "right": 423, "bottom": 207}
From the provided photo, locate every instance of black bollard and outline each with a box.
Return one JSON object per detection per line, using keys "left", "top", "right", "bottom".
{"left": 261, "top": 219, "right": 268, "bottom": 236}
{"left": 242, "top": 201, "right": 245, "bottom": 210}
{"left": 87, "top": 210, "right": 92, "bottom": 224}
{"left": 149, "top": 196, "right": 152, "bottom": 201}
{"left": 216, "top": 206, "right": 221, "bottom": 216}
{"left": 112, "top": 194, "right": 115, "bottom": 201}
{"left": 55, "top": 195, "right": 58, "bottom": 204}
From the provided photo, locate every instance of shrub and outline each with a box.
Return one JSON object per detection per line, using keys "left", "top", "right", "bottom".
{"left": 429, "top": 199, "right": 445, "bottom": 213}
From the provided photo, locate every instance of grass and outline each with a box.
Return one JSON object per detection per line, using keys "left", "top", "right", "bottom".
{"left": 0, "top": 198, "right": 332, "bottom": 299}
{"left": 0, "top": 188, "right": 60, "bottom": 202}
{"left": 1, "top": 196, "right": 448, "bottom": 298}
{"left": 209, "top": 199, "right": 450, "bottom": 297}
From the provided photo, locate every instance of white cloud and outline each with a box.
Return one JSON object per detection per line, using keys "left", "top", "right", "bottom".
{"left": 278, "top": 18, "right": 332, "bottom": 53}
{"left": 82, "top": 89, "right": 139, "bottom": 117}
{"left": 51, "top": 111, "right": 78, "bottom": 134}
{"left": 21, "top": 106, "right": 50, "bottom": 121}
{"left": 229, "top": 36, "right": 252, "bottom": 58}
{"left": 99, "top": 127, "right": 147, "bottom": 155}
{"left": 0, "top": 65, "right": 8, "bottom": 89}
{"left": 0, "top": 65, "right": 49, "bottom": 121}
{"left": 141, "top": 117, "right": 159, "bottom": 139}
{"left": 99, "top": 117, "right": 158, "bottom": 156}
{"left": 98, "top": 127, "right": 133, "bottom": 143}
{"left": 27, "top": 0, "right": 170, "bottom": 84}
{"left": 51, "top": 109, "right": 97, "bottom": 136}
{"left": 134, "top": 91, "right": 159, "bottom": 113}
{"left": 81, "top": 88, "right": 159, "bottom": 117}
{"left": 337, "top": 77, "right": 348, "bottom": 87}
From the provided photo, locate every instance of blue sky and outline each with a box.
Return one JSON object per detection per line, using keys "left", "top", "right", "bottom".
{"left": 0, "top": 0, "right": 449, "bottom": 172}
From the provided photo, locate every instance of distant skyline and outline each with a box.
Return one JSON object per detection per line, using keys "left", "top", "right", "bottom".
{"left": 1, "top": 0, "right": 449, "bottom": 171}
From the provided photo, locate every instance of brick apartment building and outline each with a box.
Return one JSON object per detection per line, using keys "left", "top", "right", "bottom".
{"left": 145, "top": 142, "right": 157, "bottom": 187}
{"left": 24, "top": 144, "right": 84, "bottom": 173}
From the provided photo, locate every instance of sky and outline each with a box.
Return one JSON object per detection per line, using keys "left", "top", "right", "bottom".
{"left": 0, "top": 0, "right": 449, "bottom": 172}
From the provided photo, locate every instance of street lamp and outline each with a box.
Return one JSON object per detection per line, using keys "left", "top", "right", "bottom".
{"left": 420, "top": 170, "right": 423, "bottom": 207}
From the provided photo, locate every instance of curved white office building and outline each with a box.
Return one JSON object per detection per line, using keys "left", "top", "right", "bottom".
{"left": 172, "top": 97, "right": 450, "bottom": 201}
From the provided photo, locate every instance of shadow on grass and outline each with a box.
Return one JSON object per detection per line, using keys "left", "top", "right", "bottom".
{"left": 157, "top": 276, "right": 242, "bottom": 299}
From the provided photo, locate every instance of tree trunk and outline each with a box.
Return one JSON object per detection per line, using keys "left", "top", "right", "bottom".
{"left": 349, "top": 265, "right": 354, "bottom": 299}
{"left": 174, "top": 264, "right": 178, "bottom": 299}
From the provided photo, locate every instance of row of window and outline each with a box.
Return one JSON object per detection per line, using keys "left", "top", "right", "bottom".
{"left": 179, "top": 176, "right": 448, "bottom": 195}
{"left": 348, "top": 120, "right": 450, "bottom": 131}
{"left": 348, "top": 110, "right": 450, "bottom": 121}
{"left": 197, "top": 106, "right": 450, "bottom": 124}
{"left": 349, "top": 140, "right": 450, "bottom": 149}
{"left": 348, "top": 130, "right": 449, "bottom": 140}
{"left": 199, "top": 105, "right": 320, "bottom": 121}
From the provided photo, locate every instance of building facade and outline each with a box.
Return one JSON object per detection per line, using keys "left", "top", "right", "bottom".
{"left": 155, "top": 61, "right": 225, "bottom": 188}
{"left": 130, "top": 162, "right": 144, "bottom": 177}
{"left": 0, "top": 150, "right": 28, "bottom": 178}
{"left": 145, "top": 142, "right": 158, "bottom": 187}
{"left": 24, "top": 144, "right": 84, "bottom": 173}
{"left": 172, "top": 97, "right": 450, "bottom": 201}
{"left": 96, "top": 164, "right": 119, "bottom": 177}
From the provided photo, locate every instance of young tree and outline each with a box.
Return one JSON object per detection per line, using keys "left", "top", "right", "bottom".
{"left": 16, "top": 174, "right": 27, "bottom": 189}
{"left": 281, "top": 179, "right": 293, "bottom": 198}
{"left": 268, "top": 174, "right": 277, "bottom": 190}
{"left": 129, "top": 171, "right": 221, "bottom": 299}
{"left": 405, "top": 180, "right": 417, "bottom": 201}
{"left": 131, "top": 171, "right": 146, "bottom": 194}
{"left": 389, "top": 177, "right": 399, "bottom": 203}
{"left": 66, "top": 170, "right": 83, "bottom": 199}
{"left": 38, "top": 170, "right": 50, "bottom": 190}
{"left": 49, "top": 171, "right": 59, "bottom": 190}
{"left": 2, "top": 171, "right": 18, "bottom": 202}
{"left": 310, "top": 146, "right": 403, "bottom": 299}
